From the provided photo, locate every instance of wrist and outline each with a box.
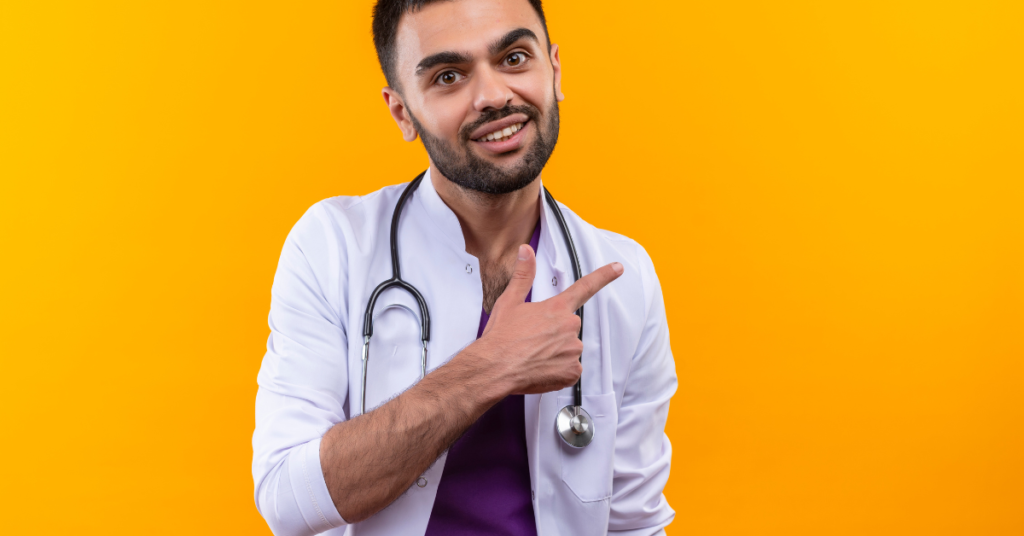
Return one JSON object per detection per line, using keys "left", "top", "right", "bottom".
{"left": 453, "top": 338, "right": 517, "bottom": 404}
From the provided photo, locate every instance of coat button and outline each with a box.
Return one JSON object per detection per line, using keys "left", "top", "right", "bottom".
{"left": 551, "top": 276, "right": 557, "bottom": 286}
{"left": 531, "top": 490, "right": 536, "bottom": 500}
{"left": 416, "top": 477, "right": 428, "bottom": 488}
{"left": 465, "top": 264, "right": 473, "bottom": 274}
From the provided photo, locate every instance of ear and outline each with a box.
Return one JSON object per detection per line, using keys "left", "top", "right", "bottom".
{"left": 550, "top": 43, "right": 565, "bottom": 102}
{"left": 382, "top": 87, "right": 419, "bottom": 142}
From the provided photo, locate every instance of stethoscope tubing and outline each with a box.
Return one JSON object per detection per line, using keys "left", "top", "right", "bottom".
{"left": 362, "top": 171, "right": 431, "bottom": 341}
{"left": 542, "top": 187, "right": 585, "bottom": 408}
{"left": 359, "top": 171, "right": 585, "bottom": 414}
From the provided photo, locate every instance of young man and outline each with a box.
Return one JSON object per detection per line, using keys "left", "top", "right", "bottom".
{"left": 252, "top": 1, "right": 676, "bottom": 534}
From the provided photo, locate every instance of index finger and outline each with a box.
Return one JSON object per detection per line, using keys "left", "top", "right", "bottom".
{"left": 554, "top": 262, "right": 624, "bottom": 312}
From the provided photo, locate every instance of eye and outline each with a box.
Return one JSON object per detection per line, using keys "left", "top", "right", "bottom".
{"left": 505, "top": 52, "right": 528, "bottom": 67}
{"left": 436, "top": 71, "right": 462, "bottom": 86}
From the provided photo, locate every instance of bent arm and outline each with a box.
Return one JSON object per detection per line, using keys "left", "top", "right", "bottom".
{"left": 252, "top": 205, "right": 509, "bottom": 533}
{"left": 254, "top": 207, "right": 612, "bottom": 534}
{"left": 319, "top": 341, "right": 507, "bottom": 522}
{"left": 253, "top": 204, "right": 352, "bottom": 536}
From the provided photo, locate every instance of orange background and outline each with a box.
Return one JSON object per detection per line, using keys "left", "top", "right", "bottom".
{"left": 2, "top": 0, "right": 1022, "bottom": 534}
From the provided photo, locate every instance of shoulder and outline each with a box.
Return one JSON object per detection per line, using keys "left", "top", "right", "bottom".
{"left": 288, "top": 182, "right": 409, "bottom": 245}
{"left": 274, "top": 183, "right": 410, "bottom": 291}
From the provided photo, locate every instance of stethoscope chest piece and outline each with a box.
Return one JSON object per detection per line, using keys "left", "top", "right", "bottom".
{"left": 556, "top": 404, "right": 595, "bottom": 448}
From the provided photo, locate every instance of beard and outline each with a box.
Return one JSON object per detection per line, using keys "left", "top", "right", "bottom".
{"left": 409, "top": 99, "right": 560, "bottom": 195}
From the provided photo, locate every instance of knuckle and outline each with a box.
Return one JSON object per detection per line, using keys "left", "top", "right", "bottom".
{"left": 566, "top": 363, "right": 582, "bottom": 386}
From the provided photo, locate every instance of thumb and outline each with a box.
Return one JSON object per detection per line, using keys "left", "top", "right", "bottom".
{"left": 493, "top": 244, "right": 536, "bottom": 311}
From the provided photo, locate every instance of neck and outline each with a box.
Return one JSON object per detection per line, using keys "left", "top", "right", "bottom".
{"left": 428, "top": 163, "right": 541, "bottom": 264}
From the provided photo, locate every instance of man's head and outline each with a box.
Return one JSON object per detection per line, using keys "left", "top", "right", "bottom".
{"left": 373, "top": 0, "right": 564, "bottom": 195}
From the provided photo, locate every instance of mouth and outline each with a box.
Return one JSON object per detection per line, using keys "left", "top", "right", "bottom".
{"left": 473, "top": 119, "right": 527, "bottom": 143}
{"left": 471, "top": 119, "right": 530, "bottom": 154}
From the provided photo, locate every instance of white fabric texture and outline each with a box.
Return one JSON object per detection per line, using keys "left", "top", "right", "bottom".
{"left": 253, "top": 170, "right": 677, "bottom": 535}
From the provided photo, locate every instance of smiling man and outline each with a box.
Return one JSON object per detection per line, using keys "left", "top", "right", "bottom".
{"left": 252, "top": 1, "right": 677, "bottom": 535}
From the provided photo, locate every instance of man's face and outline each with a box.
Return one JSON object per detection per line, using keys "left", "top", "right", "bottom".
{"left": 386, "top": 0, "right": 564, "bottom": 195}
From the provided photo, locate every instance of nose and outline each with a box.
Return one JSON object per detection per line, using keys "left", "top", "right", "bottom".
{"left": 471, "top": 65, "right": 513, "bottom": 112}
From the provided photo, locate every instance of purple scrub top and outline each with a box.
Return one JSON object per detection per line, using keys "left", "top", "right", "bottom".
{"left": 423, "top": 220, "right": 542, "bottom": 536}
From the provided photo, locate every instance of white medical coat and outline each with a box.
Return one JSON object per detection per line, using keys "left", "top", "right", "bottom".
{"left": 253, "top": 169, "right": 677, "bottom": 535}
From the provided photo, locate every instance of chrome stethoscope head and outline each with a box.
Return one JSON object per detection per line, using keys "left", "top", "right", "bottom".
{"left": 555, "top": 404, "right": 595, "bottom": 448}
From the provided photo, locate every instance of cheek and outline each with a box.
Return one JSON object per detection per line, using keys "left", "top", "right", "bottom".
{"left": 511, "top": 71, "right": 555, "bottom": 110}
{"left": 423, "top": 94, "right": 472, "bottom": 140}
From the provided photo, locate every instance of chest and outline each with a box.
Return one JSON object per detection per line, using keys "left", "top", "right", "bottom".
{"left": 478, "top": 253, "right": 516, "bottom": 313}
{"left": 330, "top": 203, "right": 648, "bottom": 535}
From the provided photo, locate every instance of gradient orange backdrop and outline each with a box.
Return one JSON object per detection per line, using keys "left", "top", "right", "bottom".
{"left": 2, "top": 0, "right": 1022, "bottom": 534}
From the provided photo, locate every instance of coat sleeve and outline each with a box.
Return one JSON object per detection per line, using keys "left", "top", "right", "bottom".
{"left": 252, "top": 203, "right": 350, "bottom": 535}
{"left": 608, "top": 243, "right": 678, "bottom": 534}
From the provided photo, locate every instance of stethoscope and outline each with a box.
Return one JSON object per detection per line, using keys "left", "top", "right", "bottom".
{"left": 360, "top": 171, "right": 595, "bottom": 449}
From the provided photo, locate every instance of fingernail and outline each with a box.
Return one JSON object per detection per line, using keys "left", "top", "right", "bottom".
{"left": 518, "top": 244, "right": 529, "bottom": 260}
{"left": 612, "top": 262, "right": 623, "bottom": 275}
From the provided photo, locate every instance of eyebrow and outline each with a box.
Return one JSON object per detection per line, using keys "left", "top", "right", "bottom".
{"left": 414, "top": 28, "right": 540, "bottom": 78}
{"left": 488, "top": 27, "right": 539, "bottom": 56}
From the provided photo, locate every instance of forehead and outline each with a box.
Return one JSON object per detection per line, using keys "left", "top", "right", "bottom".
{"left": 394, "top": 0, "right": 546, "bottom": 70}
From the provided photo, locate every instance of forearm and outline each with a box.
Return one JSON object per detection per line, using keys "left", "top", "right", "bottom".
{"left": 320, "top": 339, "right": 509, "bottom": 523}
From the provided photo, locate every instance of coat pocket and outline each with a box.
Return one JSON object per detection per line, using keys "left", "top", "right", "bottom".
{"left": 556, "top": 392, "right": 618, "bottom": 502}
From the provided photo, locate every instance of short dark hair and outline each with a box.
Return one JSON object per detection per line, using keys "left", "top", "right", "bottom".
{"left": 372, "top": 0, "right": 550, "bottom": 91}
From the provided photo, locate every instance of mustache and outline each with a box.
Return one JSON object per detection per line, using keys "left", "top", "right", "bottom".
{"left": 460, "top": 105, "right": 540, "bottom": 141}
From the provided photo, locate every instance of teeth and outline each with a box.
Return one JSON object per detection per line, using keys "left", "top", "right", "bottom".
{"left": 478, "top": 122, "right": 524, "bottom": 142}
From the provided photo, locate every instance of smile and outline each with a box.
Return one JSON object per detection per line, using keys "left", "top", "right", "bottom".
{"left": 473, "top": 120, "right": 528, "bottom": 143}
